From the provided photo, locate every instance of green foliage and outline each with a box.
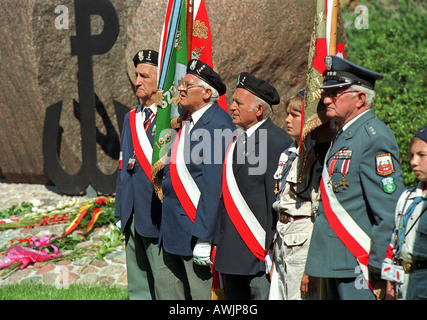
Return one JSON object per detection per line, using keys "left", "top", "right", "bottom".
{"left": 0, "top": 282, "right": 128, "bottom": 300}
{"left": 343, "top": 0, "right": 427, "bottom": 186}
{"left": 0, "top": 202, "right": 34, "bottom": 219}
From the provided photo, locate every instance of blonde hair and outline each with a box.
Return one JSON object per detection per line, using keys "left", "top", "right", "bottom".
{"left": 285, "top": 92, "right": 304, "bottom": 113}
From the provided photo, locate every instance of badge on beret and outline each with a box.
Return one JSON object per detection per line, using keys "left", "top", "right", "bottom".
{"left": 189, "top": 60, "right": 197, "bottom": 71}
{"left": 376, "top": 153, "right": 395, "bottom": 176}
{"left": 325, "top": 56, "right": 333, "bottom": 70}
{"left": 237, "top": 74, "right": 246, "bottom": 86}
{"left": 381, "top": 177, "right": 396, "bottom": 194}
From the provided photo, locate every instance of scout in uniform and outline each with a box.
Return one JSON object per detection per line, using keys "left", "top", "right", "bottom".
{"left": 269, "top": 90, "right": 327, "bottom": 300}
{"left": 214, "top": 72, "right": 292, "bottom": 300}
{"left": 382, "top": 125, "right": 427, "bottom": 300}
{"left": 304, "top": 55, "right": 405, "bottom": 300}
{"left": 114, "top": 50, "right": 161, "bottom": 300}
{"left": 155, "top": 59, "right": 235, "bottom": 300}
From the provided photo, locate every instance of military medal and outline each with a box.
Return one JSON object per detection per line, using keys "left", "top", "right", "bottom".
{"left": 328, "top": 149, "right": 352, "bottom": 192}
{"left": 127, "top": 152, "right": 136, "bottom": 171}
{"left": 327, "top": 155, "right": 339, "bottom": 188}
{"left": 274, "top": 180, "right": 279, "bottom": 195}
{"left": 339, "top": 151, "right": 351, "bottom": 190}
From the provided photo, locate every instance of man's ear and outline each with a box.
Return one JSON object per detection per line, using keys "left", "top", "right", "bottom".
{"left": 255, "top": 103, "right": 265, "bottom": 118}
{"left": 355, "top": 91, "right": 367, "bottom": 109}
{"left": 202, "top": 88, "right": 213, "bottom": 101}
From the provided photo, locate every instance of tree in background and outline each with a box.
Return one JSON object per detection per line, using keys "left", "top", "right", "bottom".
{"left": 343, "top": 0, "right": 427, "bottom": 186}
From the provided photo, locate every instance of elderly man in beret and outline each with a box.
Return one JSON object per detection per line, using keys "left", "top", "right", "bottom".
{"left": 214, "top": 72, "right": 292, "bottom": 300}
{"left": 155, "top": 59, "right": 235, "bottom": 300}
{"left": 114, "top": 49, "right": 162, "bottom": 300}
{"left": 304, "top": 55, "right": 404, "bottom": 299}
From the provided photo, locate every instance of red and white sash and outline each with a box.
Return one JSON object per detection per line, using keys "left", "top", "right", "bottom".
{"left": 170, "top": 122, "right": 200, "bottom": 223}
{"left": 129, "top": 108, "right": 154, "bottom": 183}
{"left": 222, "top": 137, "right": 266, "bottom": 261}
{"left": 320, "top": 155, "right": 373, "bottom": 289}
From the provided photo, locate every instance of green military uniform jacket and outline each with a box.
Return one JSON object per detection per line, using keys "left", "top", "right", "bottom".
{"left": 305, "top": 109, "right": 404, "bottom": 278}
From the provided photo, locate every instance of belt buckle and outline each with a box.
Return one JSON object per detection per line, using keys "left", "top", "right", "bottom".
{"left": 403, "top": 260, "right": 415, "bottom": 273}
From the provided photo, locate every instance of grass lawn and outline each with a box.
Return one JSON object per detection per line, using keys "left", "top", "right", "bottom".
{"left": 0, "top": 282, "right": 129, "bottom": 300}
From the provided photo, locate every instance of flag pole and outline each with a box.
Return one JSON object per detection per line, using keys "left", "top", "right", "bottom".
{"left": 186, "top": 0, "right": 194, "bottom": 61}
{"left": 329, "top": 0, "right": 339, "bottom": 55}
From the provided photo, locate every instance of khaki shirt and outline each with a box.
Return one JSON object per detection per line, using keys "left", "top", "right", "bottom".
{"left": 272, "top": 142, "right": 321, "bottom": 217}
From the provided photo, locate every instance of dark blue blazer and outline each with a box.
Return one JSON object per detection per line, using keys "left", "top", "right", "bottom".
{"left": 114, "top": 105, "right": 162, "bottom": 238}
{"left": 159, "top": 103, "right": 235, "bottom": 256}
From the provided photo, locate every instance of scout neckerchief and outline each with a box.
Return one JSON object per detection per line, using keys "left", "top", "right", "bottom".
{"left": 128, "top": 106, "right": 155, "bottom": 183}
{"left": 320, "top": 143, "right": 374, "bottom": 290}
{"left": 222, "top": 132, "right": 266, "bottom": 261}
{"left": 169, "top": 115, "right": 200, "bottom": 223}
{"left": 395, "top": 186, "right": 427, "bottom": 255}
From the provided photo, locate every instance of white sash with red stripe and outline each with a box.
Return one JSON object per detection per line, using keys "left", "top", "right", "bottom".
{"left": 170, "top": 123, "right": 200, "bottom": 223}
{"left": 222, "top": 138, "right": 266, "bottom": 261}
{"left": 320, "top": 154, "right": 373, "bottom": 289}
{"left": 129, "top": 108, "right": 153, "bottom": 183}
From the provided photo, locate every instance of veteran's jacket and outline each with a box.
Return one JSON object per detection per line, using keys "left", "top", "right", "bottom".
{"left": 214, "top": 119, "right": 292, "bottom": 276}
{"left": 305, "top": 109, "right": 404, "bottom": 278}
{"left": 159, "top": 103, "right": 235, "bottom": 257}
{"left": 114, "top": 105, "right": 162, "bottom": 238}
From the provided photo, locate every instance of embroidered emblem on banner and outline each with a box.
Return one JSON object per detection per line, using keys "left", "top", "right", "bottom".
{"left": 376, "top": 153, "right": 394, "bottom": 176}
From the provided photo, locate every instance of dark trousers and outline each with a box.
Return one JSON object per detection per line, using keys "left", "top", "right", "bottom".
{"left": 325, "top": 278, "right": 376, "bottom": 300}
{"left": 224, "top": 272, "right": 270, "bottom": 300}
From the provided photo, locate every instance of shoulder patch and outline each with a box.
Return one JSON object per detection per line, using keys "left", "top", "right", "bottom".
{"left": 376, "top": 153, "right": 395, "bottom": 176}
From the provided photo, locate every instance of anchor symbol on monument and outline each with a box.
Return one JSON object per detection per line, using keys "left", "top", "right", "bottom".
{"left": 42, "top": 0, "right": 130, "bottom": 195}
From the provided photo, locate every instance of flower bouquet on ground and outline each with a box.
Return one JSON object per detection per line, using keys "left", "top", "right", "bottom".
{"left": 0, "top": 197, "right": 124, "bottom": 277}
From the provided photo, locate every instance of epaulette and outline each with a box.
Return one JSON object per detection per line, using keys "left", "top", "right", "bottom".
{"left": 364, "top": 121, "right": 377, "bottom": 137}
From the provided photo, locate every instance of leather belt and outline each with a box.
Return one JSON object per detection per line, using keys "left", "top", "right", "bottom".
{"left": 397, "top": 259, "right": 427, "bottom": 274}
{"left": 279, "top": 212, "right": 311, "bottom": 224}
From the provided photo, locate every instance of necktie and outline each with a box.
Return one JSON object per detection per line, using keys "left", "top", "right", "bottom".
{"left": 143, "top": 107, "right": 154, "bottom": 131}
{"left": 334, "top": 128, "right": 343, "bottom": 142}
{"left": 396, "top": 196, "right": 426, "bottom": 254}
{"left": 233, "top": 131, "right": 247, "bottom": 164}
{"left": 185, "top": 114, "right": 193, "bottom": 135}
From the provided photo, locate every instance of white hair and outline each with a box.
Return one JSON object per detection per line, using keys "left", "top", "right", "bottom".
{"left": 197, "top": 79, "right": 220, "bottom": 102}
{"left": 350, "top": 84, "right": 376, "bottom": 107}
{"left": 251, "top": 95, "right": 272, "bottom": 119}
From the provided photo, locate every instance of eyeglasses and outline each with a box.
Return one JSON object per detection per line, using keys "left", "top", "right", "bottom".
{"left": 178, "top": 82, "right": 203, "bottom": 92}
{"left": 322, "top": 90, "right": 358, "bottom": 103}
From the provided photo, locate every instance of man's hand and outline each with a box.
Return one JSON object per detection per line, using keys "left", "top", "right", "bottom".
{"left": 193, "top": 239, "right": 212, "bottom": 266}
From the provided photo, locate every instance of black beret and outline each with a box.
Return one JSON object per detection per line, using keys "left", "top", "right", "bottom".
{"left": 133, "top": 50, "right": 158, "bottom": 67}
{"left": 321, "top": 55, "right": 383, "bottom": 89}
{"left": 186, "top": 59, "right": 226, "bottom": 96}
{"left": 236, "top": 72, "right": 280, "bottom": 105}
{"left": 414, "top": 125, "right": 427, "bottom": 143}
